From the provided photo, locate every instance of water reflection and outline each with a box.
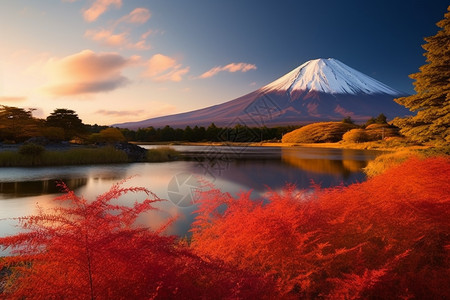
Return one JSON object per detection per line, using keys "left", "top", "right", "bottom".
{"left": 0, "top": 178, "right": 87, "bottom": 199}
{"left": 0, "top": 147, "right": 382, "bottom": 244}
{"left": 281, "top": 147, "right": 377, "bottom": 177}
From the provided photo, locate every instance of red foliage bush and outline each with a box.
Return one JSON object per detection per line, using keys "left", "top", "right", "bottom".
{"left": 0, "top": 181, "right": 276, "bottom": 299}
{"left": 1, "top": 157, "right": 448, "bottom": 299}
{"left": 191, "top": 156, "right": 450, "bottom": 299}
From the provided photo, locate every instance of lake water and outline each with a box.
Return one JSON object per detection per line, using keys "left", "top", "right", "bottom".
{"left": 0, "top": 145, "right": 381, "bottom": 251}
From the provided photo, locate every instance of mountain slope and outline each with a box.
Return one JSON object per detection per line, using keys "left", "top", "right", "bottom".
{"left": 114, "top": 58, "right": 411, "bottom": 129}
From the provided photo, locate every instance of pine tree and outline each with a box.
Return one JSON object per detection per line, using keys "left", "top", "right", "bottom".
{"left": 393, "top": 6, "right": 450, "bottom": 143}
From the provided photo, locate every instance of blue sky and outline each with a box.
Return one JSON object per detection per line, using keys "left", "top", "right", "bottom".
{"left": 0, "top": 0, "right": 448, "bottom": 125}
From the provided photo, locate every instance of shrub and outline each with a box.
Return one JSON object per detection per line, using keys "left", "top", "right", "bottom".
{"left": 90, "top": 128, "right": 126, "bottom": 144}
{"left": 342, "top": 129, "right": 370, "bottom": 143}
{"left": 146, "top": 147, "right": 179, "bottom": 162}
{"left": 282, "top": 122, "right": 358, "bottom": 143}
{"left": 0, "top": 181, "right": 276, "bottom": 299}
{"left": 192, "top": 157, "right": 450, "bottom": 298}
{"left": 18, "top": 143, "right": 45, "bottom": 166}
{"left": 42, "top": 127, "right": 65, "bottom": 142}
{"left": 18, "top": 143, "right": 45, "bottom": 156}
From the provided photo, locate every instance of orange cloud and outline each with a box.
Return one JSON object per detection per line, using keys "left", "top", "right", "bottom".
{"left": 199, "top": 62, "right": 257, "bottom": 79}
{"left": 84, "top": 29, "right": 127, "bottom": 47}
{"left": 127, "top": 40, "right": 151, "bottom": 50}
{"left": 96, "top": 102, "right": 176, "bottom": 118}
{"left": 85, "top": 8, "right": 152, "bottom": 50}
{"left": 116, "top": 8, "right": 150, "bottom": 24}
{"left": 143, "top": 54, "right": 189, "bottom": 82}
{"left": 95, "top": 109, "right": 143, "bottom": 117}
{"left": 83, "top": 0, "right": 122, "bottom": 22}
{"left": 42, "top": 50, "right": 138, "bottom": 96}
{"left": 0, "top": 96, "right": 27, "bottom": 103}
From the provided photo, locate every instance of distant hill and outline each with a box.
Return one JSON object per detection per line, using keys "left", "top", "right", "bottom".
{"left": 114, "top": 58, "right": 411, "bottom": 129}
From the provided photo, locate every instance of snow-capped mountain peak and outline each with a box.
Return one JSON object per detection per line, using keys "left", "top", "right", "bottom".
{"left": 262, "top": 58, "right": 402, "bottom": 95}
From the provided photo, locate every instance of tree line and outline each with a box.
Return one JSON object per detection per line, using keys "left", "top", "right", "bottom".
{"left": 0, "top": 105, "right": 299, "bottom": 144}
{"left": 120, "top": 123, "right": 299, "bottom": 143}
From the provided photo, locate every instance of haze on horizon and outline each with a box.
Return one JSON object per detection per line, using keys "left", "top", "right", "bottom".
{"left": 0, "top": 0, "right": 448, "bottom": 125}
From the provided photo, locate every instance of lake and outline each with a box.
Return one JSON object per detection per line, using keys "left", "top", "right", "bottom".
{"left": 0, "top": 145, "right": 381, "bottom": 251}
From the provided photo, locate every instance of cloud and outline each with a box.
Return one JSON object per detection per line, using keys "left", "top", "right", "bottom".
{"left": 84, "top": 29, "right": 127, "bottom": 47}
{"left": 0, "top": 96, "right": 27, "bottom": 103}
{"left": 83, "top": 0, "right": 122, "bottom": 22}
{"left": 84, "top": 29, "right": 151, "bottom": 50}
{"left": 96, "top": 102, "right": 177, "bottom": 118}
{"left": 127, "top": 40, "right": 151, "bottom": 50}
{"left": 116, "top": 8, "right": 150, "bottom": 25}
{"left": 84, "top": 8, "right": 152, "bottom": 50}
{"left": 95, "top": 109, "right": 143, "bottom": 117}
{"left": 199, "top": 62, "right": 257, "bottom": 79}
{"left": 42, "top": 49, "right": 138, "bottom": 96}
{"left": 141, "top": 29, "right": 153, "bottom": 39}
{"left": 143, "top": 54, "right": 189, "bottom": 82}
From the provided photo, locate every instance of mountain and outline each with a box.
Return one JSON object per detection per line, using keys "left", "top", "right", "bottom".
{"left": 114, "top": 58, "right": 411, "bottom": 129}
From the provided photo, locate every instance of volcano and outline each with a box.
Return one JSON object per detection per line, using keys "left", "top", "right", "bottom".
{"left": 114, "top": 58, "right": 410, "bottom": 129}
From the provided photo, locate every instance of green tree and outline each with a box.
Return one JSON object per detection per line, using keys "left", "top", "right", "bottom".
{"left": 393, "top": 6, "right": 450, "bottom": 143}
{"left": 206, "top": 123, "right": 220, "bottom": 141}
{"left": 342, "top": 116, "right": 354, "bottom": 124}
{"left": 375, "top": 113, "right": 387, "bottom": 124}
{"left": 46, "top": 109, "right": 85, "bottom": 140}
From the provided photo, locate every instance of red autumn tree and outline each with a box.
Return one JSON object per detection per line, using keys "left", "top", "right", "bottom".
{"left": 0, "top": 180, "right": 276, "bottom": 299}
{"left": 191, "top": 157, "right": 450, "bottom": 299}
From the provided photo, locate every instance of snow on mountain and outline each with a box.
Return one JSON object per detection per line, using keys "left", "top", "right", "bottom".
{"left": 262, "top": 58, "right": 402, "bottom": 95}
{"left": 113, "top": 58, "right": 410, "bottom": 129}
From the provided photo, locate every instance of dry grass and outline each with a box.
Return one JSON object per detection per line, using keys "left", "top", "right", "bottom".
{"left": 363, "top": 150, "right": 417, "bottom": 177}
{"left": 146, "top": 147, "right": 179, "bottom": 162}
{"left": 0, "top": 146, "right": 129, "bottom": 167}
{"left": 282, "top": 122, "right": 358, "bottom": 143}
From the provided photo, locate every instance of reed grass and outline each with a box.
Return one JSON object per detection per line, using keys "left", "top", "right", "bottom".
{"left": 146, "top": 146, "right": 179, "bottom": 162}
{"left": 0, "top": 146, "right": 128, "bottom": 167}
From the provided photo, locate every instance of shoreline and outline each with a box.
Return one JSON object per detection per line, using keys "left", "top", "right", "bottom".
{"left": 132, "top": 141, "right": 431, "bottom": 152}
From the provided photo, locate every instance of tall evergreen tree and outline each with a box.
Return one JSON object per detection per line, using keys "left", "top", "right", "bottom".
{"left": 393, "top": 6, "right": 450, "bottom": 143}
{"left": 46, "top": 108, "right": 85, "bottom": 140}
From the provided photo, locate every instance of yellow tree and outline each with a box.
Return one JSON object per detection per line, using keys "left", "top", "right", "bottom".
{"left": 393, "top": 6, "right": 450, "bottom": 143}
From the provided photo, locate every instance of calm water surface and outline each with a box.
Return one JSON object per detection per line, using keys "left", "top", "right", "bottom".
{"left": 0, "top": 146, "right": 381, "bottom": 248}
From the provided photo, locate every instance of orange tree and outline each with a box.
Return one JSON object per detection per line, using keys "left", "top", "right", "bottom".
{"left": 0, "top": 106, "right": 41, "bottom": 142}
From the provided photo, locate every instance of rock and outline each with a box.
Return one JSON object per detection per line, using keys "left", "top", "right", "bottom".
{"left": 114, "top": 142, "right": 147, "bottom": 162}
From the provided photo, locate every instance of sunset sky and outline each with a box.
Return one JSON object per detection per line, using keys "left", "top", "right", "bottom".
{"left": 0, "top": 0, "right": 448, "bottom": 125}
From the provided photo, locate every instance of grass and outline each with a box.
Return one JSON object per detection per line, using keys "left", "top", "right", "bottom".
{"left": 0, "top": 146, "right": 128, "bottom": 167}
{"left": 146, "top": 146, "right": 180, "bottom": 162}
{"left": 0, "top": 145, "right": 181, "bottom": 167}
{"left": 363, "top": 145, "right": 450, "bottom": 177}
{"left": 281, "top": 122, "right": 358, "bottom": 143}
